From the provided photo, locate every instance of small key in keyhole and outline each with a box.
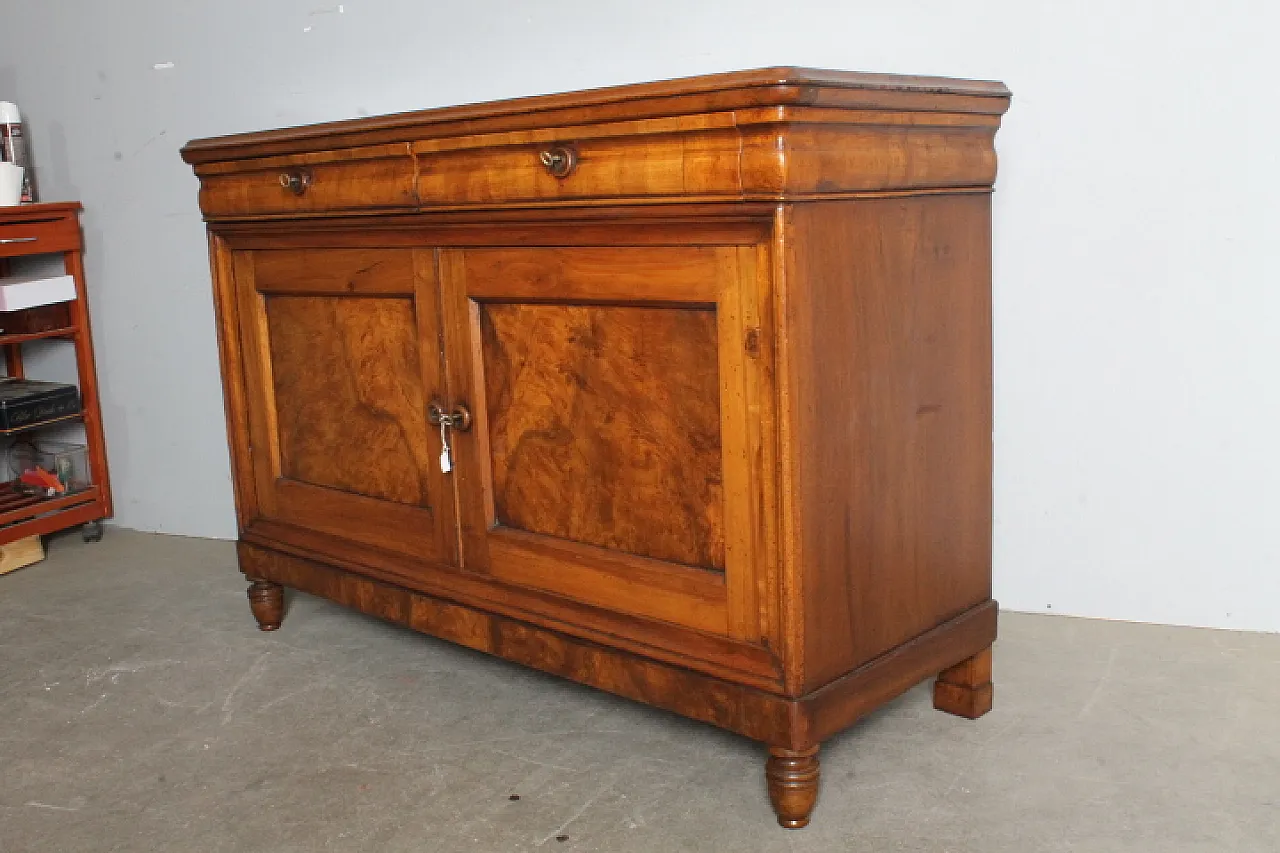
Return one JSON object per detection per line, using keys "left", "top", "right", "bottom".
{"left": 438, "top": 420, "right": 453, "bottom": 474}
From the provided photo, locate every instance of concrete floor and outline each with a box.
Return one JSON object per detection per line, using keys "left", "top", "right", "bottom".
{"left": 1, "top": 531, "right": 1277, "bottom": 852}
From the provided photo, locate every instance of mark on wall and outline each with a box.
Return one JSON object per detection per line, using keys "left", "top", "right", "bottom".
{"left": 130, "top": 130, "right": 167, "bottom": 159}
{"left": 304, "top": 5, "right": 345, "bottom": 32}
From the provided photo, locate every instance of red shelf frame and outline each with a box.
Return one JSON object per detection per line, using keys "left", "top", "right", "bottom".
{"left": 0, "top": 326, "right": 77, "bottom": 346}
{"left": 0, "top": 202, "right": 113, "bottom": 543}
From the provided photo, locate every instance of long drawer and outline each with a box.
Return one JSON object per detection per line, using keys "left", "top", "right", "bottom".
{"left": 195, "top": 144, "right": 417, "bottom": 218}
{"left": 414, "top": 129, "right": 742, "bottom": 207}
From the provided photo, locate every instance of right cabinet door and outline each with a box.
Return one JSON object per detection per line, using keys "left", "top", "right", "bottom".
{"left": 438, "top": 244, "right": 776, "bottom": 642}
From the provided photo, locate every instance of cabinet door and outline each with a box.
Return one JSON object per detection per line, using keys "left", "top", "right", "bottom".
{"left": 231, "top": 246, "right": 457, "bottom": 565}
{"left": 438, "top": 245, "right": 774, "bottom": 641}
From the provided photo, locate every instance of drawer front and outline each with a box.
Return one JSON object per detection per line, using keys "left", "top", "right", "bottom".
{"left": 438, "top": 243, "right": 777, "bottom": 644}
{"left": 229, "top": 245, "right": 458, "bottom": 566}
{"left": 0, "top": 214, "right": 80, "bottom": 258}
{"left": 198, "top": 151, "right": 416, "bottom": 218}
{"left": 416, "top": 130, "right": 741, "bottom": 207}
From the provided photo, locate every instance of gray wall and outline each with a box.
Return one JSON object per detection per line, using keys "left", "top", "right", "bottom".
{"left": 1, "top": 1, "right": 1278, "bottom": 633}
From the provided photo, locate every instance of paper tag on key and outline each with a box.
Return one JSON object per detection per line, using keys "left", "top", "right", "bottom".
{"left": 438, "top": 421, "right": 453, "bottom": 473}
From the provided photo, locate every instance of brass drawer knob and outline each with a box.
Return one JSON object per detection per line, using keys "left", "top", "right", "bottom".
{"left": 538, "top": 146, "right": 577, "bottom": 179}
{"left": 278, "top": 168, "right": 313, "bottom": 195}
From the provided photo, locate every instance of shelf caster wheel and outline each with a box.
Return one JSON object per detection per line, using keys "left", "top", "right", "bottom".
{"left": 82, "top": 520, "right": 104, "bottom": 543}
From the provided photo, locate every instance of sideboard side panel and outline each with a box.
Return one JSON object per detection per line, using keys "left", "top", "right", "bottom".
{"left": 783, "top": 195, "right": 995, "bottom": 692}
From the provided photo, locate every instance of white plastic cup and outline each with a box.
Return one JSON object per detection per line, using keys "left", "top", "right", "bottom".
{"left": 0, "top": 162, "right": 23, "bottom": 206}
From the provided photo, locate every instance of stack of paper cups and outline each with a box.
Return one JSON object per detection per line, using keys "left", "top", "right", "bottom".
{"left": 0, "top": 162, "right": 22, "bottom": 206}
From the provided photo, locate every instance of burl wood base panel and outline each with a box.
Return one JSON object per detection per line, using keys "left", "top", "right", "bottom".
{"left": 241, "top": 543, "right": 996, "bottom": 828}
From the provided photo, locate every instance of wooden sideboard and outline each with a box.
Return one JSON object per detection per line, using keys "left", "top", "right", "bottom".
{"left": 182, "top": 67, "right": 1010, "bottom": 828}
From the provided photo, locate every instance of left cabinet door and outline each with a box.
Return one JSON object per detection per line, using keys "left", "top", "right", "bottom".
{"left": 225, "top": 245, "right": 458, "bottom": 566}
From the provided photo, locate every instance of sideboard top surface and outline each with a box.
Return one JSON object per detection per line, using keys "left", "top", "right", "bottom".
{"left": 181, "top": 66, "right": 1011, "bottom": 165}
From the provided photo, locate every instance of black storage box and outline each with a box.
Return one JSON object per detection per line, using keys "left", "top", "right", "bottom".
{"left": 0, "top": 379, "right": 81, "bottom": 431}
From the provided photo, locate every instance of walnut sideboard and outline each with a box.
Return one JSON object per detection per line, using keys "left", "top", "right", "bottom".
{"left": 181, "top": 67, "right": 1010, "bottom": 828}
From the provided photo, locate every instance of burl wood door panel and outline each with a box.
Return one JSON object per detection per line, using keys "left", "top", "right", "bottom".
{"left": 482, "top": 303, "right": 725, "bottom": 570}
{"left": 232, "top": 247, "right": 457, "bottom": 565}
{"left": 266, "top": 296, "right": 430, "bottom": 505}
{"left": 440, "top": 244, "right": 777, "bottom": 642}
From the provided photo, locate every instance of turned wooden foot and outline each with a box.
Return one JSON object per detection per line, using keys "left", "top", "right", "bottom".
{"left": 765, "top": 745, "right": 820, "bottom": 829}
{"left": 246, "top": 578, "right": 284, "bottom": 631}
{"left": 933, "top": 646, "right": 993, "bottom": 719}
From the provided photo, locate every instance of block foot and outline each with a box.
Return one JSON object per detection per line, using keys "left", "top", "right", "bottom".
{"left": 933, "top": 646, "right": 993, "bottom": 719}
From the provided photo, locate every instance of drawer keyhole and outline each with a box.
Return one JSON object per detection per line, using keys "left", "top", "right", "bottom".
{"left": 278, "top": 168, "right": 313, "bottom": 196}
{"left": 538, "top": 146, "right": 577, "bottom": 179}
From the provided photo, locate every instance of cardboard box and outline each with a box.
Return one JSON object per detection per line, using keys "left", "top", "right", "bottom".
{"left": 0, "top": 535, "right": 44, "bottom": 575}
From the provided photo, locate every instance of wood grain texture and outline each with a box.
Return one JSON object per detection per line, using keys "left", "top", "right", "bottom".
{"left": 253, "top": 247, "right": 416, "bottom": 295}
{"left": 460, "top": 246, "right": 723, "bottom": 303}
{"left": 412, "top": 112, "right": 738, "bottom": 154}
{"left": 483, "top": 526, "right": 729, "bottom": 636}
{"left": 780, "top": 195, "right": 995, "bottom": 692}
{"left": 198, "top": 120, "right": 1000, "bottom": 220}
{"left": 239, "top": 541, "right": 995, "bottom": 744}
{"left": 185, "top": 69, "right": 1009, "bottom": 222}
{"left": 198, "top": 150, "right": 416, "bottom": 218}
{"left": 417, "top": 129, "right": 741, "bottom": 206}
{"left": 485, "top": 526, "right": 730, "bottom": 635}
{"left": 241, "top": 536, "right": 993, "bottom": 835}
{"left": 715, "top": 244, "right": 779, "bottom": 646}
{"left": 242, "top": 538, "right": 994, "bottom": 826}
{"left": 266, "top": 295, "right": 431, "bottom": 507}
{"left": 243, "top": 517, "right": 779, "bottom": 689}
{"left": 193, "top": 142, "right": 418, "bottom": 175}
{"left": 240, "top": 541, "right": 794, "bottom": 741}
{"left": 436, "top": 244, "right": 757, "bottom": 638}
{"left": 208, "top": 236, "right": 258, "bottom": 531}
{"left": 182, "top": 67, "right": 1009, "bottom": 164}
{"left": 740, "top": 124, "right": 999, "bottom": 196}
{"left": 233, "top": 247, "right": 456, "bottom": 565}
{"left": 481, "top": 302, "right": 725, "bottom": 570}
{"left": 803, "top": 600, "right": 997, "bottom": 743}
{"left": 190, "top": 68, "right": 1010, "bottom": 830}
